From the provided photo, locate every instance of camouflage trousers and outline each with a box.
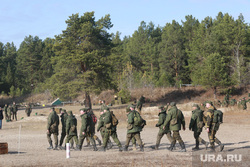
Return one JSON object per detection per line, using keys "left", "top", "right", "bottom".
{"left": 208, "top": 130, "right": 221, "bottom": 146}
{"left": 59, "top": 129, "right": 66, "bottom": 146}
{"left": 125, "top": 132, "right": 143, "bottom": 147}
{"left": 103, "top": 129, "right": 122, "bottom": 148}
{"left": 194, "top": 131, "right": 207, "bottom": 145}
{"left": 172, "top": 130, "right": 184, "bottom": 144}
{"left": 156, "top": 130, "right": 173, "bottom": 146}
{"left": 47, "top": 132, "right": 58, "bottom": 146}
{"left": 87, "top": 134, "right": 100, "bottom": 143}
{"left": 12, "top": 112, "right": 17, "bottom": 121}
{"left": 65, "top": 135, "right": 79, "bottom": 146}
{"left": 79, "top": 133, "right": 96, "bottom": 148}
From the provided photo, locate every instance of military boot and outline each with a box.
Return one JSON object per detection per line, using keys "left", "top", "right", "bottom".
{"left": 47, "top": 142, "right": 53, "bottom": 150}
{"left": 108, "top": 141, "right": 113, "bottom": 150}
{"left": 192, "top": 140, "right": 199, "bottom": 151}
{"left": 167, "top": 142, "right": 175, "bottom": 151}
{"left": 53, "top": 145, "right": 59, "bottom": 150}
{"left": 123, "top": 145, "right": 128, "bottom": 151}
{"left": 151, "top": 144, "right": 159, "bottom": 150}
{"left": 179, "top": 142, "right": 186, "bottom": 152}
{"left": 215, "top": 139, "right": 224, "bottom": 152}
{"left": 140, "top": 145, "right": 144, "bottom": 152}
{"left": 84, "top": 142, "right": 90, "bottom": 147}
{"left": 118, "top": 146, "right": 123, "bottom": 152}
{"left": 75, "top": 145, "right": 81, "bottom": 151}
{"left": 97, "top": 138, "right": 102, "bottom": 146}
{"left": 208, "top": 143, "right": 215, "bottom": 152}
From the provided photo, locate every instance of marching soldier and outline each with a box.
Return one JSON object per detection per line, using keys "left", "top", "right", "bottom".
{"left": 3, "top": 104, "right": 8, "bottom": 121}
{"left": 152, "top": 105, "right": 173, "bottom": 150}
{"left": 189, "top": 104, "right": 208, "bottom": 151}
{"left": 136, "top": 95, "right": 145, "bottom": 113}
{"left": 205, "top": 101, "right": 224, "bottom": 152}
{"left": 7, "top": 105, "right": 13, "bottom": 121}
{"left": 59, "top": 109, "right": 68, "bottom": 149}
{"left": 65, "top": 110, "right": 80, "bottom": 150}
{"left": 163, "top": 102, "right": 186, "bottom": 152}
{"left": 78, "top": 108, "right": 98, "bottom": 151}
{"left": 47, "top": 108, "right": 60, "bottom": 150}
{"left": 100, "top": 107, "right": 123, "bottom": 152}
{"left": 124, "top": 104, "right": 145, "bottom": 152}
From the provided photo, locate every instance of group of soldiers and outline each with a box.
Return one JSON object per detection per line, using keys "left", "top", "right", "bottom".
{"left": 3, "top": 102, "right": 18, "bottom": 122}
{"left": 47, "top": 95, "right": 235, "bottom": 153}
{"left": 214, "top": 94, "right": 248, "bottom": 110}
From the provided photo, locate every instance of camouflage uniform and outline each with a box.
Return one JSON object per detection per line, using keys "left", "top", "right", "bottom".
{"left": 78, "top": 108, "right": 97, "bottom": 151}
{"left": 100, "top": 108, "right": 122, "bottom": 152}
{"left": 59, "top": 110, "right": 68, "bottom": 149}
{"left": 97, "top": 112, "right": 112, "bottom": 148}
{"left": 189, "top": 104, "right": 208, "bottom": 150}
{"left": 163, "top": 102, "right": 186, "bottom": 152}
{"left": 205, "top": 102, "right": 224, "bottom": 152}
{"left": 7, "top": 105, "right": 13, "bottom": 121}
{"left": 3, "top": 104, "right": 8, "bottom": 121}
{"left": 12, "top": 103, "right": 18, "bottom": 121}
{"left": 124, "top": 105, "right": 144, "bottom": 152}
{"left": 47, "top": 108, "right": 60, "bottom": 150}
{"left": 65, "top": 111, "right": 79, "bottom": 149}
{"left": 25, "top": 104, "right": 32, "bottom": 117}
{"left": 136, "top": 96, "right": 145, "bottom": 113}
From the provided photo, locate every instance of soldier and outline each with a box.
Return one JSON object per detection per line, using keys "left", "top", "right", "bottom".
{"left": 163, "top": 102, "right": 186, "bottom": 152}
{"left": 25, "top": 104, "right": 32, "bottom": 117}
{"left": 100, "top": 107, "right": 123, "bottom": 152}
{"left": 136, "top": 95, "right": 145, "bottom": 113}
{"left": 152, "top": 105, "right": 173, "bottom": 150}
{"left": 230, "top": 99, "right": 237, "bottom": 106}
{"left": 65, "top": 110, "right": 80, "bottom": 150}
{"left": 189, "top": 104, "right": 208, "bottom": 151}
{"left": 7, "top": 105, "right": 13, "bottom": 121}
{"left": 3, "top": 104, "right": 8, "bottom": 121}
{"left": 59, "top": 109, "right": 68, "bottom": 149}
{"left": 124, "top": 104, "right": 144, "bottom": 152}
{"left": 223, "top": 94, "right": 229, "bottom": 107}
{"left": 78, "top": 108, "right": 98, "bottom": 151}
{"left": 97, "top": 111, "right": 113, "bottom": 149}
{"left": 241, "top": 98, "right": 247, "bottom": 110}
{"left": 100, "top": 100, "right": 106, "bottom": 112}
{"left": 12, "top": 102, "right": 18, "bottom": 121}
{"left": 47, "top": 108, "right": 60, "bottom": 150}
{"left": 0, "top": 107, "right": 3, "bottom": 129}
{"left": 85, "top": 109, "right": 102, "bottom": 147}
{"left": 205, "top": 101, "right": 224, "bottom": 152}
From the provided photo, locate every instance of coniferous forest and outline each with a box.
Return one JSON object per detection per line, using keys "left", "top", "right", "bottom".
{"left": 0, "top": 11, "right": 249, "bottom": 101}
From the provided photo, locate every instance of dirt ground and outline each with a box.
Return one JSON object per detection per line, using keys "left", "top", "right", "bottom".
{"left": 0, "top": 103, "right": 250, "bottom": 167}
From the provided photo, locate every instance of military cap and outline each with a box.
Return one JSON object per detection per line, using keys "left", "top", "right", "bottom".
{"left": 158, "top": 105, "right": 164, "bottom": 109}
{"left": 50, "top": 107, "right": 55, "bottom": 110}
{"left": 68, "top": 110, "right": 73, "bottom": 115}
{"left": 129, "top": 104, "right": 136, "bottom": 109}
{"left": 170, "top": 102, "right": 176, "bottom": 106}
{"left": 206, "top": 101, "right": 213, "bottom": 105}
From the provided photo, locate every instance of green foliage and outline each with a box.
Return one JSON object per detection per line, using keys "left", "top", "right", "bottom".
{"left": 118, "top": 89, "right": 131, "bottom": 104}
{"left": 9, "top": 85, "right": 15, "bottom": 97}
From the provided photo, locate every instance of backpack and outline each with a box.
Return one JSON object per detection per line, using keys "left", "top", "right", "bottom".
{"left": 134, "top": 111, "right": 143, "bottom": 126}
{"left": 197, "top": 111, "right": 204, "bottom": 128}
{"left": 91, "top": 114, "right": 97, "bottom": 124}
{"left": 111, "top": 112, "right": 119, "bottom": 126}
{"left": 213, "top": 110, "right": 223, "bottom": 123}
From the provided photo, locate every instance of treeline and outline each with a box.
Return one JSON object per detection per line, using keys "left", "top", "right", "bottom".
{"left": 0, "top": 11, "right": 249, "bottom": 101}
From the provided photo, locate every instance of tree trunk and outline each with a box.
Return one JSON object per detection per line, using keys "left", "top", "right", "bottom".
{"left": 84, "top": 91, "right": 92, "bottom": 109}
{"left": 213, "top": 87, "right": 217, "bottom": 99}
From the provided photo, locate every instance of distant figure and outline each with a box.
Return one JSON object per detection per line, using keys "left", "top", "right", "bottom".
{"left": 3, "top": 104, "right": 8, "bottom": 121}
{"left": 59, "top": 109, "right": 68, "bottom": 150}
{"left": 0, "top": 107, "right": 3, "bottom": 129}
{"left": 12, "top": 102, "right": 18, "bottom": 121}
{"left": 136, "top": 95, "right": 145, "bottom": 113}
{"left": 100, "top": 100, "right": 106, "bottom": 112}
{"left": 25, "top": 104, "right": 32, "bottom": 117}
{"left": 7, "top": 105, "right": 13, "bottom": 121}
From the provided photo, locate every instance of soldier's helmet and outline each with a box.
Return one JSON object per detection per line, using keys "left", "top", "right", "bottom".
{"left": 170, "top": 102, "right": 176, "bottom": 106}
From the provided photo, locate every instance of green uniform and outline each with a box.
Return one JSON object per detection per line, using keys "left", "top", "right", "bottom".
{"left": 78, "top": 112, "right": 97, "bottom": 151}
{"left": 230, "top": 99, "right": 237, "bottom": 106}
{"left": 124, "top": 110, "right": 144, "bottom": 151}
{"left": 136, "top": 96, "right": 145, "bottom": 113}
{"left": 205, "top": 106, "right": 223, "bottom": 151}
{"left": 102, "top": 110, "right": 122, "bottom": 150}
{"left": 189, "top": 106, "right": 207, "bottom": 150}
{"left": 65, "top": 111, "right": 79, "bottom": 146}
{"left": 241, "top": 98, "right": 247, "bottom": 110}
{"left": 155, "top": 109, "right": 173, "bottom": 148}
{"left": 97, "top": 113, "right": 112, "bottom": 147}
{"left": 12, "top": 104, "right": 18, "bottom": 121}
{"left": 7, "top": 106, "right": 13, "bottom": 121}
{"left": 47, "top": 109, "right": 59, "bottom": 148}
{"left": 25, "top": 105, "right": 32, "bottom": 117}
{"left": 59, "top": 112, "right": 68, "bottom": 147}
{"left": 223, "top": 94, "right": 229, "bottom": 107}
{"left": 163, "top": 103, "right": 186, "bottom": 151}
{"left": 3, "top": 105, "right": 8, "bottom": 121}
